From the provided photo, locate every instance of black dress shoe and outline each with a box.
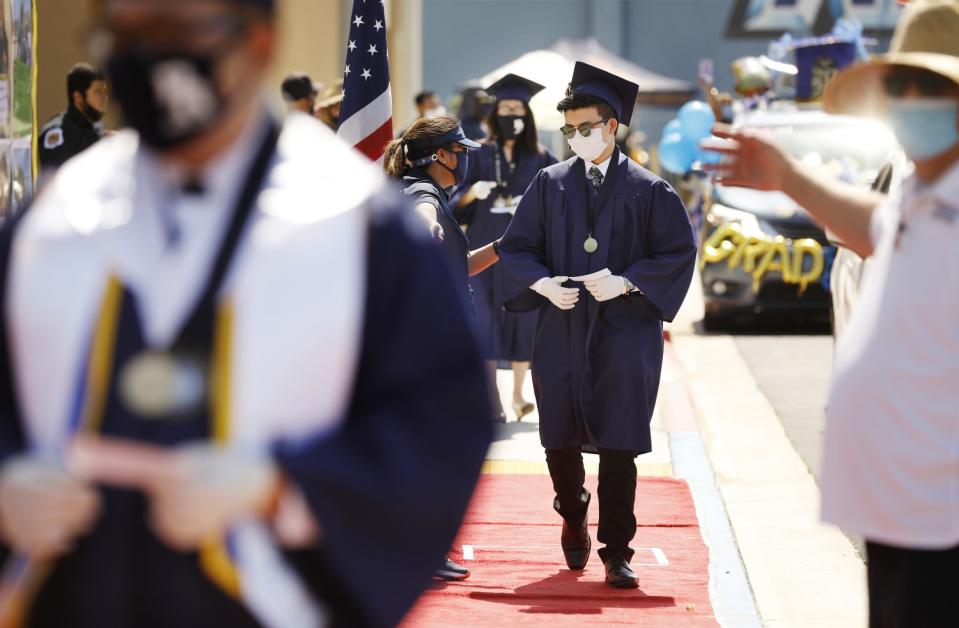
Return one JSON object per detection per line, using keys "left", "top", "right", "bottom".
{"left": 561, "top": 514, "right": 591, "bottom": 570}
{"left": 434, "top": 555, "right": 470, "bottom": 581}
{"left": 603, "top": 556, "right": 639, "bottom": 589}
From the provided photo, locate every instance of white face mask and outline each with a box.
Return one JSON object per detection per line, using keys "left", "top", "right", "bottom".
{"left": 425, "top": 105, "right": 447, "bottom": 119}
{"left": 567, "top": 125, "right": 610, "bottom": 163}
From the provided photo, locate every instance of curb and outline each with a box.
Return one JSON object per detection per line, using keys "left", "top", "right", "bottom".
{"left": 662, "top": 342, "right": 762, "bottom": 628}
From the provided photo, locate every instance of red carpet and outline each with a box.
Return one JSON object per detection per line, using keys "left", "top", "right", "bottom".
{"left": 404, "top": 475, "right": 718, "bottom": 627}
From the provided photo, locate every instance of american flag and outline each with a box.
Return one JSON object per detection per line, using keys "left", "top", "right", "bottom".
{"left": 337, "top": 0, "right": 393, "bottom": 162}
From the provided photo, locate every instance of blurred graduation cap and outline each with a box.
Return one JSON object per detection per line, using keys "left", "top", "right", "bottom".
{"left": 570, "top": 62, "right": 640, "bottom": 126}
{"left": 486, "top": 73, "right": 546, "bottom": 104}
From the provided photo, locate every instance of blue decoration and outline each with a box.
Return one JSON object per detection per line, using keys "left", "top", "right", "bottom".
{"left": 696, "top": 139, "right": 724, "bottom": 166}
{"left": 832, "top": 17, "right": 870, "bottom": 60}
{"left": 659, "top": 132, "right": 696, "bottom": 174}
{"left": 678, "top": 101, "right": 716, "bottom": 143}
{"left": 663, "top": 118, "right": 682, "bottom": 137}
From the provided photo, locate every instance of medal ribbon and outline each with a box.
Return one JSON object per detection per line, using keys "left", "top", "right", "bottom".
{"left": 584, "top": 148, "right": 621, "bottom": 254}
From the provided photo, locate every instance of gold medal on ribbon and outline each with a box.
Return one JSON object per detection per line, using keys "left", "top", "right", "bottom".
{"left": 584, "top": 236, "right": 599, "bottom": 254}
{"left": 118, "top": 351, "right": 207, "bottom": 419}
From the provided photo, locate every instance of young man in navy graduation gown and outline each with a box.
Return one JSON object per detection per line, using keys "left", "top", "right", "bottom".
{"left": 499, "top": 63, "right": 697, "bottom": 588}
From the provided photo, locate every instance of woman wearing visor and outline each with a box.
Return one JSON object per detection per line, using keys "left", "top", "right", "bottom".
{"left": 453, "top": 75, "right": 557, "bottom": 422}
{"left": 383, "top": 115, "right": 499, "bottom": 582}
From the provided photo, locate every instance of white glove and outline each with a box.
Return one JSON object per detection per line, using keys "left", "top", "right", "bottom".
{"left": 472, "top": 181, "right": 497, "bottom": 201}
{"left": 533, "top": 276, "right": 580, "bottom": 310}
{"left": 0, "top": 456, "right": 101, "bottom": 559}
{"left": 584, "top": 275, "right": 629, "bottom": 302}
{"left": 146, "top": 445, "right": 280, "bottom": 551}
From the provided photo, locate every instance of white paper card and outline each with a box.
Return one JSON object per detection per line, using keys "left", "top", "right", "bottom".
{"left": 570, "top": 268, "right": 612, "bottom": 282}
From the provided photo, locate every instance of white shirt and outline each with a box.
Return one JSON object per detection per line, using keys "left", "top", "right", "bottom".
{"left": 583, "top": 154, "right": 612, "bottom": 180}
{"left": 821, "top": 160, "right": 959, "bottom": 549}
{"left": 118, "top": 110, "right": 269, "bottom": 348}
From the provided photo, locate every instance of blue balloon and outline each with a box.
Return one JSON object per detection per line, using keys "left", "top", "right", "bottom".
{"left": 663, "top": 118, "right": 681, "bottom": 137}
{"left": 697, "top": 137, "right": 724, "bottom": 166}
{"left": 678, "top": 101, "right": 716, "bottom": 143}
{"left": 659, "top": 132, "right": 696, "bottom": 174}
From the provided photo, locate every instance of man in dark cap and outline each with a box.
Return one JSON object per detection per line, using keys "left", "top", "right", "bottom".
{"left": 281, "top": 72, "right": 318, "bottom": 114}
{"left": 0, "top": 1, "right": 492, "bottom": 626}
{"left": 38, "top": 63, "right": 109, "bottom": 173}
{"left": 499, "top": 62, "right": 698, "bottom": 589}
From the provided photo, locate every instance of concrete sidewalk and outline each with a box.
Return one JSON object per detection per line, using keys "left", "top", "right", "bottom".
{"left": 668, "top": 330, "right": 867, "bottom": 628}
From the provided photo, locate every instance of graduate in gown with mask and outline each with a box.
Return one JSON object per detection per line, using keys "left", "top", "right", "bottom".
{"left": 453, "top": 74, "right": 558, "bottom": 423}
{"left": 498, "top": 63, "right": 697, "bottom": 589}
{"left": 0, "top": 2, "right": 492, "bottom": 626}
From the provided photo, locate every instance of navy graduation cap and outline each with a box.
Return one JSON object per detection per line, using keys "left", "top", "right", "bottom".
{"left": 487, "top": 74, "right": 546, "bottom": 104}
{"left": 569, "top": 62, "right": 639, "bottom": 126}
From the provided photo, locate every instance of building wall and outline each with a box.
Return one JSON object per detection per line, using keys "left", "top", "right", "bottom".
{"left": 35, "top": 0, "right": 353, "bottom": 127}
{"left": 36, "top": 0, "right": 90, "bottom": 127}
{"left": 420, "top": 0, "right": 892, "bottom": 144}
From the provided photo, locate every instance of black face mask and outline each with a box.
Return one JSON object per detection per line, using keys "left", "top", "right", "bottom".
{"left": 107, "top": 50, "right": 227, "bottom": 150}
{"left": 496, "top": 115, "right": 525, "bottom": 140}
{"left": 81, "top": 100, "right": 104, "bottom": 123}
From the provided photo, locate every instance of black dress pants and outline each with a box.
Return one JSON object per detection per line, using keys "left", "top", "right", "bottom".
{"left": 545, "top": 448, "right": 637, "bottom": 562}
{"left": 866, "top": 540, "right": 959, "bottom": 628}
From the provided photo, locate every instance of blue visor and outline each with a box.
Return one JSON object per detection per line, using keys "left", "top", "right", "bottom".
{"left": 407, "top": 126, "right": 481, "bottom": 153}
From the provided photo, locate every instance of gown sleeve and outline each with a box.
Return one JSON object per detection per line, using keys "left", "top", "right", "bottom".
{"left": 497, "top": 170, "right": 553, "bottom": 313}
{"left": 622, "top": 180, "right": 698, "bottom": 322}
{"left": 272, "top": 201, "right": 493, "bottom": 628}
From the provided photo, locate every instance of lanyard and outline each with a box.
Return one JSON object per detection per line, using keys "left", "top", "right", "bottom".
{"left": 584, "top": 149, "right": 620, "bottom": 252}
{"left": 174, "top": 120, "right": 281, "bottom": 351}
{"left": 493, "top": 144, "right": 517, "bottom": 191}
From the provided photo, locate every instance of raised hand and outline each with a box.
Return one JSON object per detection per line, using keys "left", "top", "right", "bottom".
{"left": 703, "top": 125, "right": 795, "bottom": 192}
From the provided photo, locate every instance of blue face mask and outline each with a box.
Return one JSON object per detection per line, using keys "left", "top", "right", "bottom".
{"left": 886, "top": 98, "right": 959, "bottom": 161}
{"left": 440, "top": 149, "right": 470, "bottom": 185}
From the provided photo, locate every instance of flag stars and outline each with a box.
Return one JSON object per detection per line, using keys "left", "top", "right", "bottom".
{"left": 344, "top": 65, "right": 351, "bottom": 76}
{"left": 353, "top": 14, "right": 364, "bottom": 27}
{"left": 374, "top": 19, "right": 384, "bottom": 31}
{"left": 368, "top": 44, "right": 378, "bottom": 56}
{"left": 361, "top": 68, "right": 372, "bottom": 80}
{"left": 348, "top": 40, "right": 357, "bottom": 52}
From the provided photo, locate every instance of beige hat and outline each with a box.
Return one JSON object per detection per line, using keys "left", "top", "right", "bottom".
{"left": 318, "top": 79, "right": 344, "bottom": 109}
{"left": 823, "top": 0, "right": 959, "bottom": 116}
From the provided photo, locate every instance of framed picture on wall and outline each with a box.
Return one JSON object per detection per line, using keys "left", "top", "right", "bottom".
{"left": 11, "top": 0, "right": 32, "bottom": 139}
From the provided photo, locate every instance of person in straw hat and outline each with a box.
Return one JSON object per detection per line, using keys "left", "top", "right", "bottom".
{"left": 314, "top": 80, "right": 344, "bottom": 131}
{"left": 707, "top": 2, "right": 959, "bottom": 626}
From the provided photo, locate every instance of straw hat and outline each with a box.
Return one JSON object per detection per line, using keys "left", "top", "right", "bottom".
{"left": 318, "top": 80, "right": 345, "bottom": 109}
{"left": 823, "top": 0, "right": 959, "bottom": 116}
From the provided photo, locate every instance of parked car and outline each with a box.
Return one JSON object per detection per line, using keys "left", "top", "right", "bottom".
{"left": 698, "top": 109, "right": 898, "bottom": 328}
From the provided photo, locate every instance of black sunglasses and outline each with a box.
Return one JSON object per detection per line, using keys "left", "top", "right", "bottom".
{"left": 882, "top": 69, "right": 956, "bottom": 98}
{"left": 560, "top": 119, "right": 608, "bottom": 140}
